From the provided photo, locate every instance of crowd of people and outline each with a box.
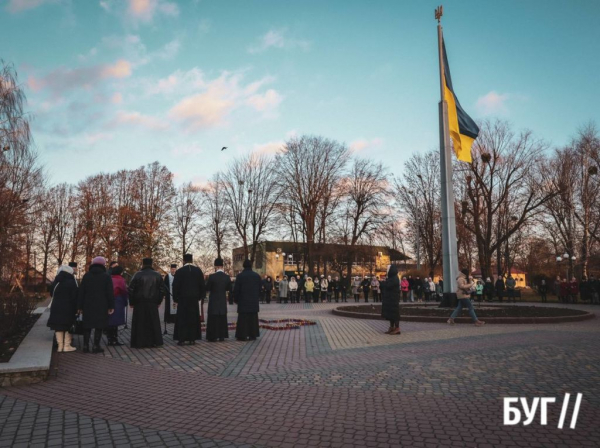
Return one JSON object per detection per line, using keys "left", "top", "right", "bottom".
{"left": 47, "top": 255, "right": 262, "bottom": 353}
{"left": 47, "top": 257, "right": 599, "bottom": 353}
{"left": 551, "top": 275, "right": 600, "bottom": 304}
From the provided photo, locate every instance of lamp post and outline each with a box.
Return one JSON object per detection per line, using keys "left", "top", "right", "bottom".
{"left": 556, "top": 252, "right": 577, "bottom": 279}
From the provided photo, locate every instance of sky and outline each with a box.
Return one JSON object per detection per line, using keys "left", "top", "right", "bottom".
{"left": 1, "top": 0, "right": 599, "bottom": 186}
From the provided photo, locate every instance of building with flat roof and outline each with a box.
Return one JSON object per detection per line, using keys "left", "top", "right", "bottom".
{"left": 232, "top": 241, "right": 408, "bottom": 279}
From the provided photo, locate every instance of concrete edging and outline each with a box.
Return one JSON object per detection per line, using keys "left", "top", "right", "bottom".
{"left": 331, "top": 304, "right": 596, "bottom": 324}
{"left": 0, "top": 308, "right": 53, "bottom": 387}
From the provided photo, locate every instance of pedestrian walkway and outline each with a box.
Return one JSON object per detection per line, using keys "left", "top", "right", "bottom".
{"left": 1, "top": 302, "right": 599, "bottom": 447}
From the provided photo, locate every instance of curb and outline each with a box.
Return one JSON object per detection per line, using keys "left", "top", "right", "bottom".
{"left": 0, "top": 308, "right": 53, "bottom": 387}
{"left": 331, "top": 305, "right": 596, "bottom": 324}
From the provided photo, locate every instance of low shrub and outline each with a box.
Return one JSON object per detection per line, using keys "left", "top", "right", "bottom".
{"left": 0, "top": 293, "right": 36, "bottom": 341}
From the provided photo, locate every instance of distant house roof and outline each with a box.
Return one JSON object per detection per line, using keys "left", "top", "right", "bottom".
{"left": 235, "top": 241, "right": 409, "bottom": 261}
{"left": 472, "top": 268, "right": 527, "bottom": 276}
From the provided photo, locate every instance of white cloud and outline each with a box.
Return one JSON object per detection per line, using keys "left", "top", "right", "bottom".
{"left": 167, "top": 71, "right": 282, "bottom": 131}
{"left": 27, "top": 59, "right": 133, "bottom": 96}
{"left": 6, "top": 0, "right": 49, "bottom": 13}
{"left": 248, "top": 28, "right": 310, "bottom": 54}
{"left": 112, "top": 110, "right": 168, "bottom": 131}
{"left": 198, "top": 18, "right": 211, "bottom": 34}
{"left": 246, "top": 89, "right": 282, "bottom": 112}
{"left": 349, "top": 138, "right": 383, "bottom": 153}
{"left": 171, "top": 142, "right": 204, "bottom": 157}
{"left": 127, "top": 0, "right": 178, "bottom": 22}
{"left": 253, "top": 140, "right": 284, "bottom": 155}
{"left": 476, "top": 91, "right": 509, "bottom": 116}
{"left": 111, "top": 92, "right": 123, "bottom": 104}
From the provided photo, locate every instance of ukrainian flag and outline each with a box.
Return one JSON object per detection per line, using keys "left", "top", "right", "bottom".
{"left": 442, "top": 39, "right": 479, "bottom": 163}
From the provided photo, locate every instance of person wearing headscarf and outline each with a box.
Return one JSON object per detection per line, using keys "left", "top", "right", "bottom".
{"left": 289, "top": 276, "right": 298, "bottom": 303}
{"left": 313, "top": 276, "right": 320, "bottom": 303}
{"left": 205, "top": 257, "right": 232, "bottom": 342}
{"left": 234, "top": 259, "right": 261, "bottom": 341}
{"left": 107, "top": 266, "right": 128, "bottom": 346}
{"left": 320, "top": 275, "right": 328, "bottom": 302}
{"left": 484, "top": 277, "right": 494, "bottom": 302}
{"left": 304, "top": 277, "right": 314, "bottom": 303}
{"left": 352, "top": 276, "right": 361, "bottom": 302}
{"left": 361, "top": 276, "right": 371, "bottom": 302}
{"left": 77, "top": 256, "right": 115, "bottom": 353}
{"left": 172, "top": 254, "right": 205, "bottom": 346}
{"left": 538, "top": 278, "right": 548, "bottom": 303}
{"left": 129, "top": 258, "right": 168, "bottom": 348}
{"left": 327, "top": 275, "right": 334, "bottom": 302}
{"left": 400, "top": 276, "right": 409, "bottom": 302}
{"left": 279, "top": 276, "right": 289, "bottom": 303}
{"left": 448, "top": 268, "right": 485, "bottom": 326}
{"left": 381, "top": 265, "right": 401, "bottom": 335}
{"left": 331, "top": 276, "right": 340, "bottom": 302}
{"left": 371, "top": 276, "right": 381, "bottom": 302}
{"left": 262, "top": 275, "right": 273, "bottom": 304}
{"left": 47, "top": 265, "right": 78, "bottom": 352}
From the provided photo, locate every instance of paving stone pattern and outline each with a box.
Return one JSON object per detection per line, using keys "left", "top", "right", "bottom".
{"left": 1, "top": 302, "right": 599, "bottom": 447}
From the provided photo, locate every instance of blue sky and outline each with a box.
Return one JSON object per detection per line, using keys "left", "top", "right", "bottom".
{"left": 1, "top": 0, "right": 598, "bottom": 186}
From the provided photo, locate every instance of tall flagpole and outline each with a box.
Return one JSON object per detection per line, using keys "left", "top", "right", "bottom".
{"left": 436, "top": 5, "right": 459, "bottom": 307}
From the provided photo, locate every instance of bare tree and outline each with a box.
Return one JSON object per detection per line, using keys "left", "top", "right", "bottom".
{"left": 221, "top": 152, "right": 281, "bottom": 262}
{"left": 459, "top": 120, "right": 556, "bottom": 279}
{"left": 173, "top": 182, "right": 203, "bottom": 258}
{"left": 0, "top": 61, "right": 42, "bottom": 287}
{"left": 336, "top": 158, "right": 390, "bottom": 277}
{"left": 202, "top": 174, "right": 230, "bottom": 259}
{"left": 276, "top": 135, "right": 349, "bottom": 273}
{"left": 394, "top": 150, "right": 442, "bottom": 272}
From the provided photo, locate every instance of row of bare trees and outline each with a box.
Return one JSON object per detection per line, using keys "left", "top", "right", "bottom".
{"left": 3, "top": 58, "right": 600, "bottom": 290}
{"left": 397, "top": 120, "right": 600, "bottom": 281}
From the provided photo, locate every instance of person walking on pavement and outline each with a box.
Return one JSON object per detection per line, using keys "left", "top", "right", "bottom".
{"left": 448, "top": 269, "right": 485, "bottom": 326}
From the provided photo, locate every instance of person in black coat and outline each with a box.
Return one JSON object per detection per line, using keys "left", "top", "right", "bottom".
{"left": 361, "top": 276, "right": 370, "bottom": 303}
{"left": 483, "top": 277, "right": 494, "bottom": 302}
{"left": 172, "top": 254, "right": 205, "bottom": 345}
{"left": 129, "top": 258, "right": 168, "bottom": 348}
{"left": 48, "top": 265, "right": 78, "bottom": 352}
{"left": 340, "top": 274, "right": 349, "bottom": 302}
{"left": 234, "top": 259, "right": 261, "bottom": 341}
{"left": 262, "top": 276, "right": 273, "bottom": 304}
{"left": 381, "top": 265, "right": 401, "bottom": 335}
{"left": 77, "top": 257, "right": 115, "bottom": 354}
{"left": 163, "top": 264, "right": 178, "bottom": 324}
{"left": 205, "top": 258, "right": 232, "bottom": 342}
{"left": 539, "top": 279, "right": 548, "bottom": 303}
{"left": 495, "top": 277, "right": 505, "bottom": 302}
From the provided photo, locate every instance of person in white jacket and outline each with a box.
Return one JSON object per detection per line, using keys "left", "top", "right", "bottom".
{"left": 320, "top": 276, "right": 329, "bottom": 302}
{"left": 289, "top": 276, "right": 298, "bottom": 303}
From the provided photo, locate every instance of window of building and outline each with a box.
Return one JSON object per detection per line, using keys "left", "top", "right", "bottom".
{"left": 284, "top": 253, "right": 303, "bottom": 266}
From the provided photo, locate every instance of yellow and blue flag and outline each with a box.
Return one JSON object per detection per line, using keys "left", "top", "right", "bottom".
{"left": 442, "top": 39, "right": 479, "bottom": 163}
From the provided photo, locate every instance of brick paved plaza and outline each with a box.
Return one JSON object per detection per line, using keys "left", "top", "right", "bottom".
{"left": 1, "top": 302, "right": 599, "bottom": 447}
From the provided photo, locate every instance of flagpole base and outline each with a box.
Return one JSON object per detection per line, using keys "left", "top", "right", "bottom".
{"left": 438, "top": 292, "right": 457, "bottom": 308}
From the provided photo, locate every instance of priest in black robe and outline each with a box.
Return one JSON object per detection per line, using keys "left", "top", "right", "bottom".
{"left": 128, "top": 258, "right": 167, "bottom": 348}
{"left": 163, "top": 264, "right": 177, "bottom": 324}
{"left": 205, "top": 257, "right": 232, "bottom": 342}
{"left": 172, "top": 254, "right": 206, "bottom": 345}
{"left": 234, "top": 259, "right": 261, "bottom": 341}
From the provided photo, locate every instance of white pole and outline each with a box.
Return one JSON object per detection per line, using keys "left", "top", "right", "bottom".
{"left": 436, "top": 7, "right": 459, "bottom": 302}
